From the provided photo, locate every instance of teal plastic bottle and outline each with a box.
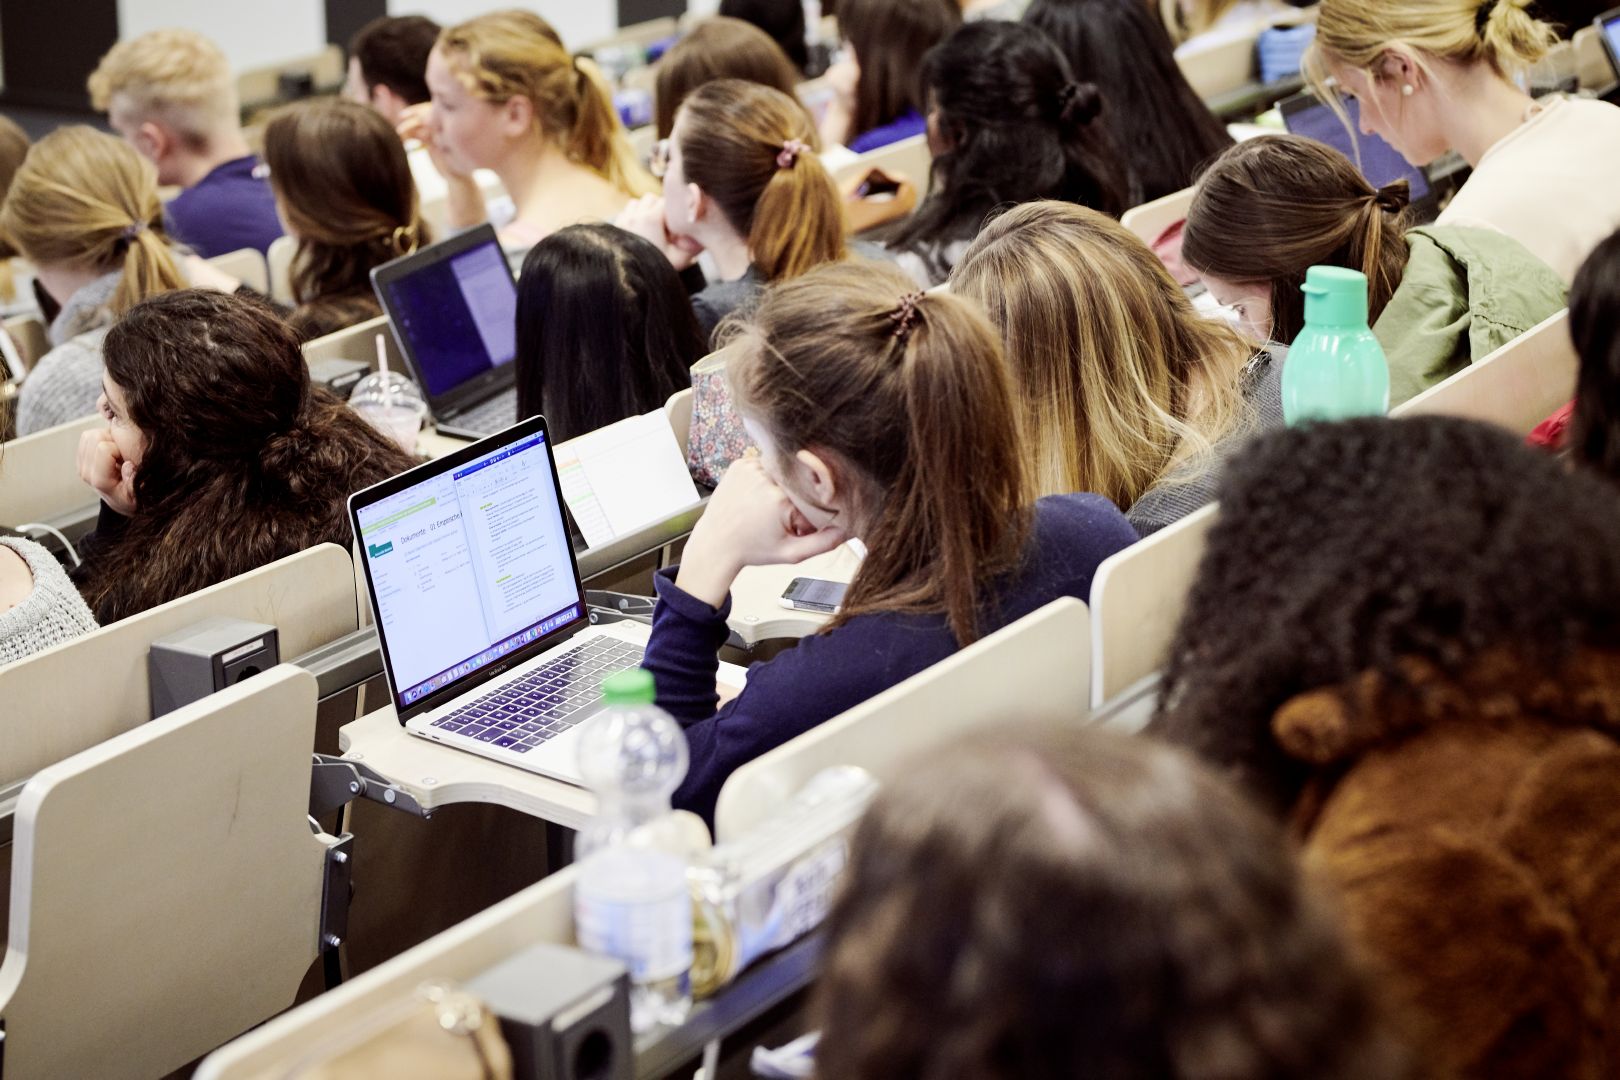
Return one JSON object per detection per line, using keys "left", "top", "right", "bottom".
{"left": 1281, "top": 265, "right": 1390, "bottom": 425}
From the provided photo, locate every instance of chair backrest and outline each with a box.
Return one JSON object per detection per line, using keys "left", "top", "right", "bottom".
{"left": 2, "top": 312, "right": 48, "bottom": 374}
{"left": 197, "top": 869, "right": 579, "bottom": 1080}
{"left": 0, "top": 543, "right": 358, "bottom": 787}
{"left": 1089, "top": 503, "right": 1217, "bottom": 707}
{"left": 715, "top": 598, "right": 1091, "bottom": 841}
{"left": 1120, "top": 185, "right": 1196, "bottom": 246}
{"left": 266, "top": 234, "right": 297, "bottom": 304}
{"left": 236, "top": 43, "right": 345, "bottom": 110}
{"left": 301, "top": 313, "right": 402, "bottom": 373}
{"left": 1391, "top": 309, "right": 1575, "bottom": 435}
{"left": 0, "top": 413, "right": 101, "bottom": 526}
{"left": 1177, "top": 33, "right": 1258, "bottom": 99}
{"left": 0, "top": 666, "right": 331, "bottom": 1080}
{"left": 207, "top": 248, "right": 270, "bottom": 295}
{"left": 1573, "top": 26, "right": 1614, "bottom": 91}
{"left": 833, "top": 133, "right": 932, "bottom": 188}
{"left": 664, "top": 386, "right": 694, "bottom": 455}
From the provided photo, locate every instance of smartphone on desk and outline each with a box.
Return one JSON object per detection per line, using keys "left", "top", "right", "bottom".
{"left": 780, "top": 577, "right": 848, "bottom": 614}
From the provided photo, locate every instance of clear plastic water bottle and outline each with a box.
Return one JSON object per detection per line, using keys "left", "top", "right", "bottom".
{"left": 1281, "top": 265, "right": 1391, "bottom": 425}
{"left": 573, "top": 669, "right": 693, "bottom": 1033}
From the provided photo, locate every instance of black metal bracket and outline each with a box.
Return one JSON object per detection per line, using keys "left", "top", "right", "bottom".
{"left": 309, "top": 754, "right": 430, "bottom": 820}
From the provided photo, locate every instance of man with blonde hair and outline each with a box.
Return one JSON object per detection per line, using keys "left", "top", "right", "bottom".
{"left": 88, "top": 29, "right": 282, "bottom": 257}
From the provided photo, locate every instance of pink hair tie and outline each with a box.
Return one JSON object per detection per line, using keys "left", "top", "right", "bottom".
{"left": 776, "top": 139, "right": 808, "bottom": 169}
{"left": 889, "top": 291, "right": 925, "bottom": 341}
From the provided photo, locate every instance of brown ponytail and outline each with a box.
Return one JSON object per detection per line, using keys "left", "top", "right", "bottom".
{"left": 1182, "top": 135, "right": 1410, "bottom": 344}
{"left": 678, "top": 79, "right": 846, "bottom": 283}
{"left": 0, "top": 126, "right": 185, "bottom": 314}
{"left": 731, "top": 261, "right": 1030, "bottom": 645}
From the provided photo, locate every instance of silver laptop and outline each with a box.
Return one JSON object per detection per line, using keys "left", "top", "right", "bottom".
{"left": 370, "top": 223, "right": 519, "bottom": 441}
{"left": 349, "top": 416, "right": 650, "bottom": 786}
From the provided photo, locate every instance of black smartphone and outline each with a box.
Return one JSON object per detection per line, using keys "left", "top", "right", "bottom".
{"left": 780, "top": 577, "right": 848, "bottom": 614}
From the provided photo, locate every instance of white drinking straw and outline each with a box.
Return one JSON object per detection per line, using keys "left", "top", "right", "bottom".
{"left": 375, "top": 333, "right": 394, "bottom": 412}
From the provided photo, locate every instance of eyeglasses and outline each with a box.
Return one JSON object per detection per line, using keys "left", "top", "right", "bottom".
{"left": 650, "top": 139, "right": 671, "bottom": 180}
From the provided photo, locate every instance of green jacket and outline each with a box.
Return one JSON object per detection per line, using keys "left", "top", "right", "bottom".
{"left": 1373, "top": 225, "right": 1567, "bottom": 407}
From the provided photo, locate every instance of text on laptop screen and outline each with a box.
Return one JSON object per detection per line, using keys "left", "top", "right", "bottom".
{"left": 1284, "top": 96, "right": 1433, "bottom": 202}
{"left": 380, "top": 238, "right": 517, "bottom": 398}
{"left": 356, "top": 430, "right": 582, "bottom": 708}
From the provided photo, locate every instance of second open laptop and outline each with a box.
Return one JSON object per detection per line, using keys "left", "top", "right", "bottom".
{"left": 349, "top": 416, "right": 652, "bottom": 787}
{"left": 1279, "top": 91, "right": 1440, "bottom": 224}
{"left": 371, "top": 223, "right": 519, "bottom": 441}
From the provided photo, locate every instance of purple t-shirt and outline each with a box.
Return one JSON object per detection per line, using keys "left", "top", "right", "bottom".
{"left": 163, "top": 155, "right": 284, "bottom": 259}
{"left": 847, "top": 109, "right": 927, "bottom": 155}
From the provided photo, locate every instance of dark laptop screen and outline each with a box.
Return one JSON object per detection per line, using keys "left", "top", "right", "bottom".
{"left": 1282, "top": 94, "right": 1433, "bottom": 203}
{"left": 377, "top": 236, "right": 518, "bottom": 398}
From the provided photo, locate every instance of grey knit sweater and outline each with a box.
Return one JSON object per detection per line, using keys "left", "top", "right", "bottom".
{"left": 14, "top": 269, "right": 122, "bottom": 436}
{"left": 0, "top": 537, "right": 98, "bottom": 667}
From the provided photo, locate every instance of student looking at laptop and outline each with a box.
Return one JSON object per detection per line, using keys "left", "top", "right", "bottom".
{"left": 1306, "top": 0, "right": 1620, "bottom": 282}
{"left": 515, "top": 224, "right": 701, "bottom": 444}
{"left": 396, "top": 11, "right": 655, "bottom": 261}
{"left": 639, "top": 262, "right": 1139, "bottom": 824}
{"left": 1182, "top": 135, "right": 1566, "bottom": 407}
{"left": 73, "top": 291, "right": 414, "bottom": 624}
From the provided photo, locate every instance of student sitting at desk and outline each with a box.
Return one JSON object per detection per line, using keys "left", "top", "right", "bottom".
{"left": 1152, "top": 416, "right": 1620, "bottom": 1078}
{"left": 1025, "top": 0, "right": 1234, "bottom": 208}
{"left": 816, "top": 726, "right": 1410, "bottom": 1080}
{"left": 0, "top": 127, "right": 239, "bottom": 436}
{"left": 1183, "top": 135, "right": 1565, "bottom": 407}
{"left": 263, "top": 99, "right": 430, "bottom": 340}
{"left": 514, "top": 224, "right": 701, "bottom": 444}
{"left": 818, "top": 0, "right": 961, "bottom": 153}
{"left": 73, "top": 291, "right": 415, "bottom": 624}
{"left": 638, "top": 261, "right": 1139, "bottom": 823}
{"left": 952, "top": 200, "right": 1273, "bottom": 536}
{"left": 1306, "top": 0, "right": 1620, "bottom": 282}
{"left": 397, "top": 11, "right": 654, "bottom": 262}
{"left": 0, "top": 523, "right": 97, "bottom": 667}
{"left": 883, "top": 21, "right": 1129, "bottom": 287}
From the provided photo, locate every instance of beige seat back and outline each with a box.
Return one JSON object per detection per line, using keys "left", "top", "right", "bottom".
{"left": 207, "top": 248, "right": 270, "bottom": 295}
{"left": 1088, "top": 503, "right": 1217, "bottom": 707}
{"left": 1121, "top": 185, "right": 1195, "bottom": 246}
{"left": 0, "top": 666, "right": 332, "bottom": 1080}
{"left": 267, "top": 234, "right": 297, "bottom": 304}
{"left": 833, "top": 133, "right": 932, "bottom": 188}
{"left": 1573, "top": 26, "right": 1614, "bottom": 91}
{"left": 197, "top": 869, "right": 578, "bottom": 1080}
{"left": 0, "top": 543, "right": 358, "bottom": 787}
{"left": 664, "top": 386, "right": 694, "bottom": 455}
{"left": 715, "top": 598, "right": 1091, "bottom": 841}
{"left": 1392, "top": 309, "right": 1575, "bottom": 435}
{"left": 236, "top": 44, "right": 344, "bottom": 110}
{"left": 1, "top": 312, "right": 48, "bottom": 374}
{"left": 0, "top": 414, "right": 101, "bottom": 526}
{"left": 301, "top": 314, "right": 403, "bottom": 373}
{"left": 1177, "top": 33, "right": 1257, "bottom": 100}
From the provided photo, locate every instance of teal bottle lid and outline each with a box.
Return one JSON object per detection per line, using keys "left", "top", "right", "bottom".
{"left": 1301, "top": 265, "right": 1369, "bottom": 328}
{"left": 602, "top": 668, "right": 656, "bottom": 706}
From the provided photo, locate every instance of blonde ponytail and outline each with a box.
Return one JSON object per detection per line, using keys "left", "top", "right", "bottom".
{"left": 567, "top": 55, "right": 657, "bottom": 197}
{"left": 112, "top": 224, "right": 186, "bottom": 316}
{"left": 678, "top": 79, "right": 847, "bottom": 284}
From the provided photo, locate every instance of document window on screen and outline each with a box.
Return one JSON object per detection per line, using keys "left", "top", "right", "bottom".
{"left": 357, "top": 432, "right": 581, "bottom": 707}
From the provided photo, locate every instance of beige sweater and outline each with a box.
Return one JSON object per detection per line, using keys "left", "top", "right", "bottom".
{"left": 1437, "top": 95, "right": 1620, "bottom": 283}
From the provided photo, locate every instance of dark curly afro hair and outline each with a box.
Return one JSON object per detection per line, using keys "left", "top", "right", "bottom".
{"left": 1150, "top": 414, "right": 1620, "bottom": 811}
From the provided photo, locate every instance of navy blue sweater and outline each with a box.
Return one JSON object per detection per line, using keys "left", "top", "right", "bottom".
{"left": 642, "top": 493, "right": 1138, "bottom": 824}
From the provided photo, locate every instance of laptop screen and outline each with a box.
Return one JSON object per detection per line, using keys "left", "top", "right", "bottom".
{"left": 1603, "top": 10, "right": 1620, "bottom": 76}
{"left": 1281, "top": 94, "right": 1433, "bottom": 203}
{"left": 375, "top": 232, "right": 518, "bottom": 399}
{"left": 355, "top": 426, "right": 584, "bottom": 710}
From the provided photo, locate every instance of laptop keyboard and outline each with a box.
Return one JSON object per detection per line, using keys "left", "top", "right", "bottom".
{"left": 449, "top": 388, "right": 518, "bottom": 437}
{"left": 429, "top": 637, "right": 646, "bottom": 754}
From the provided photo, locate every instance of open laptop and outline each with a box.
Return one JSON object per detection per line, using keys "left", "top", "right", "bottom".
{"left": 1599, "top": 8, "right": 1620, "bottom": 88}
{"left": 371, "top": 223, "right": 519, "bottom": 441}
{"left": 349, "top": 416, "right": 653, "bottom": 786}
{"left": 1279, "top": 90, "right": 1440, "bottom": 223}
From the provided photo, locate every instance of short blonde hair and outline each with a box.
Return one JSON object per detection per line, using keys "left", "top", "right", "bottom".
{"left": 437, "top": 11, "right": 655, "bottom": 197}
{"left": 88, "top": 29, "right": 239, "bottom": 146}
{"left": 952, "top": 200, "right": 1253, "bottom": 509}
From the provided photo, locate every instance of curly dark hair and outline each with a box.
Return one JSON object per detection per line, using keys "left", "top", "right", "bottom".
{"left": 814, "top": 724, "right": 1410, "bottom": 1080}
{"left": 1151, "top": 416, "right": 1620, "bottom": 811}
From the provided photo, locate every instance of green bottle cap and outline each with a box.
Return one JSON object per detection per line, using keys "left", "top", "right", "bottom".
{"left": 601, "top": 667, "right": 656, "bottom": 706}
{"left": 1301, "top": 265, "right": 1369, "bottom": 328}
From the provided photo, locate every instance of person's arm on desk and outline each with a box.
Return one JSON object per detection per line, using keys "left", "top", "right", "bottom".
{"left": 641, "top": 459, "right": 847, "bottom": 819}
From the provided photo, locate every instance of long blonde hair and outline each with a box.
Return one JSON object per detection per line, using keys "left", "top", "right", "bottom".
{"left": 952, "top": 200, "right": 1253, "bottom": 509}
{"left": 437, "top": 10, "right": 655, "bottom": 198}
{"left": 1306, "top": 0, "right": 1559, "bottom": 95}
{"left": 0, "top": 126, "right": 185, "bottom": 318}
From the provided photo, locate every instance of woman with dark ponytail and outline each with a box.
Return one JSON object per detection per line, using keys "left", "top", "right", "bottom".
{"left": 638, "top": 260, "right": 1138, "bottom": 824}
{"left": 73, "top": 290, "right": 415, "bottom": 623}
{"left": 1182, "top": 134, "right": 1565, "bottom": 406}
{"left": 884, "top": 20, "right": 1128, "bottom": 287}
